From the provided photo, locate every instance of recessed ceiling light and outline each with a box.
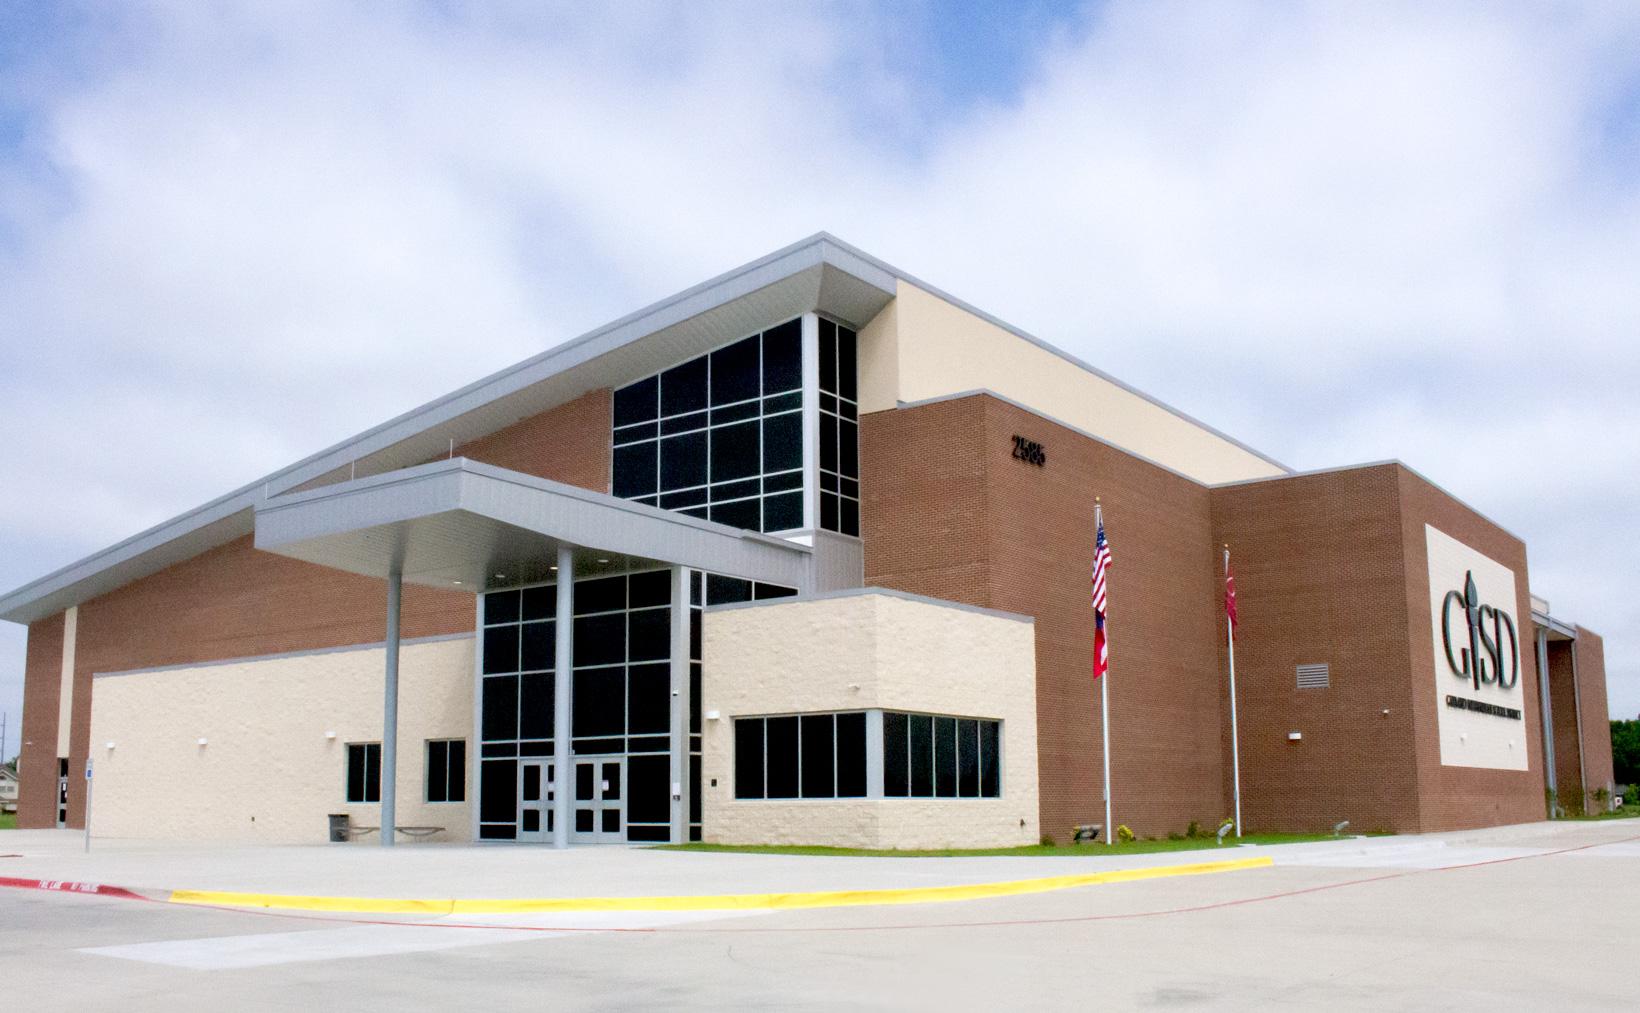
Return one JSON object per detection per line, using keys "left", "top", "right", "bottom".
{"left": 452, "top": 579, "right": 463, "bottom": 585}
{"left": 494, "top": 572, "right": 505, "bottom": 579}
{"left": 597, "top": 558, "right": 610, "bottom": 564}
{"left": 549, "top": 565, "right": 558, "bottom": 571}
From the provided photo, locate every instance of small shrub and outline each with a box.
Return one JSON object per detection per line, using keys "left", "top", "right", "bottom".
{"left": 1186, "top": 820, "right": 1202, "bottom": 839}
{"left": 1116, "top": 824, "right": 1135, "bottom": 843}
{"left": 1168, "top": 831, "right": 1185, "bottom": 841}
{"left": 1041, "top": 834, "right": 1057, "bottom": 847}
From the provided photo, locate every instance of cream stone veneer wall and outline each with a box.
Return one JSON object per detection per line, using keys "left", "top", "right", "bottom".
{"left": 857, "top": 280, "right": 1285, "bottom": 485}
{"left": 88, "top": 637, "right": 474, "bottom": 843}
{"left": 702, "top": 590, "right": 1039, "bottom": 849}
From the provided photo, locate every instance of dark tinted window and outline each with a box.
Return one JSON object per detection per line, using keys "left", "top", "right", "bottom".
{"left": 735, "top": 718, "right": 765, "bottom": 799}
{"left": 765, "top": 716, "right": 799, "bottom": 799}
{"left": 800, "top": 714, "right": 835, "bottom": 798}
{"left": 883, "top": 712, "right": 909, "bottom": 797}
{"left": 836, "top": 712, "right": 867, "bottom": 798}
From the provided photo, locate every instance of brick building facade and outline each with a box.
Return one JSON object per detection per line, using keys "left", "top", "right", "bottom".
{"left": 2, "top": 235, "right": 1615, "bottom": 846}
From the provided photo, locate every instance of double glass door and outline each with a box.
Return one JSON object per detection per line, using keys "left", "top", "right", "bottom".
{"left": 572, "top": 757, "right": 624, "bottom": 844}
{"left": 517, "top": 760, "right": 556, "bottom": 842}
{"left": 515, "top": 757, "right": 625, "bottom": 843}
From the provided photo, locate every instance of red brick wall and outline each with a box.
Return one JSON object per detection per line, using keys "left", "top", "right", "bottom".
{"left": 1546, "top": 640, "right": 1583, "bottom": 809}
{"left": 26, "top": 389, "right": 615, "bottom": 828}
{"left": 16, "top": 613, "right": 63, "bottom": 828}
{"left": 457, "top": 388, "right": 612, "bottom": 492}
{"left": 1575, "top": 629, "right": 1614, "bottom": 808}
{"left": 1395, "top": 468, "right": 1546, "bottom": 831}
{"left": 862, "top": 393, "right": 1228, "bottom": 841}
{"left": 1210, "top": 465, "right": 1423, "bottom": 834}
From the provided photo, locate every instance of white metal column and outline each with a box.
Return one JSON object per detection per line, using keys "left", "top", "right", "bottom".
{"left": 381, "top": 569, "right": 402, "bottom": 847}
{"left": 552, "top": 546, "right": 574, "bottom": 848}
{"left": 669, "top": 565, "right": 691, "bottom": 843}
{"left": 800, "top": 313, "right": 821, "bottom": 534}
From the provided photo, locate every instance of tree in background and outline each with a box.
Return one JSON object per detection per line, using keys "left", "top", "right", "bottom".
{"left": 1613, "top": 720, "right": 1640, "bottom": 786}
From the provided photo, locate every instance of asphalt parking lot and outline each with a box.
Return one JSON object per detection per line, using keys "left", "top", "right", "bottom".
{"left": 2, "top": 820, "right": 1636, "bottom": 1010}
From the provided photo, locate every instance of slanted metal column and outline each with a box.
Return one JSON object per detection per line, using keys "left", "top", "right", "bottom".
{"left": 381, "top": 568, "right": 402, "bottom": 847}
{"left": 1535, "top": 627, "right": 1557, "bottom": 803}
{"left": 552, "top": 545, "right": 574, "bottom": 849}
{"left": 668, "top": 565, "right": 691, "bottom": 843}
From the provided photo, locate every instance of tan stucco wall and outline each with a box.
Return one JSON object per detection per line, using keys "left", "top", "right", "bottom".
{"left": 88, "top": 637, "right": 473, "bottom": 844}
{"left": 701, "top": 593, "right": 1040, "bottom": 849}
{"left": 857, "top": 280, "right": 1284, "bottom": 485}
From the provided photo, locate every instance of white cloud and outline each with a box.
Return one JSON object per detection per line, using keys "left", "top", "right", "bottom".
{"left": 2, "top": 0, "right": 1638, "bottom": 727}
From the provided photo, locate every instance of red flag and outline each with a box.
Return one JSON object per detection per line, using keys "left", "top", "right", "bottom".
{"left": 1224, "top": 549, "right": 1238, "bottom": 634}
{"left": 1092, "top": 508, "right": 1111, "bottom": 679}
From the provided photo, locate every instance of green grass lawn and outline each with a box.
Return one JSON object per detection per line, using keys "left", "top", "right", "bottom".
{"left": 654, "top": 831, "right": 1367, "bottom": 859}
{"left": 0, "top": 810, "right": 16, "bottom": 831}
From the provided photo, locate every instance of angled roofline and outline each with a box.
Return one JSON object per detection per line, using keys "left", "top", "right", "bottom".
{"left": 1208, "top": 458, "right": 1526, "bottom": 545}
{"left": 812, "top": 232, "right": 1290, "bottom": 475}
{"left": 1, "top": 231, "right": 1284, "bottom": 624}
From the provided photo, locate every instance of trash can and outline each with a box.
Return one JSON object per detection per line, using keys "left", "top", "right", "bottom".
{"left": 328, "top": 813, "right": 350, "bottom": 843}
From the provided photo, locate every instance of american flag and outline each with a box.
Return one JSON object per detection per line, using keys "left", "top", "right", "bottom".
{"left": 1225, "top": 548, "right": 1238, "bottom": 633}
{"left": 1091, "top": 505, "right": 1111, "bottom": 679}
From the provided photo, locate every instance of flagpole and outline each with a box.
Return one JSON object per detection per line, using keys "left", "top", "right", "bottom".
{"left": 1099, "top": 500, "right": 1112, "bottom": 846}
{"left": 1225, "top": 545, "right": 1243, "bottom": 839}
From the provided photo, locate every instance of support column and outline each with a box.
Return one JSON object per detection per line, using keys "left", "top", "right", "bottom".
{"left": 800, "top": 312, "right": 821, "bottom": 533}
{"left": 553, "top": 545, "right": 574, "bottom": 849}
{"left": 668, "top": 565, "right": 690, "bottom": 844}
{"left": 865, "top": 709, "right": 884, "bottom": 799}
{"left": 381, "top": 569, "right": 402, "bottom": 847}
{"left": 1535, "top": 627, "right": 1557, "bottom": 804}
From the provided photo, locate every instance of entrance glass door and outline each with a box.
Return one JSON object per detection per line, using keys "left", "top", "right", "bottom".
{"left": 572, "top": 757, "right": 624, "bottom": 844}
{"left": 517, "top": 760, "right": 555, "bottom": 843}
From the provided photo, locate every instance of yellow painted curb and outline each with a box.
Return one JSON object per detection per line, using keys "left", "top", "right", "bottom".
{"left": 165, "top": 855, "right": 1274, "bottom": 915}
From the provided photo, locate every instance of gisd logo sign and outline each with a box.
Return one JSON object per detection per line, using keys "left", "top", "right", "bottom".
{"left": 1440, "top": 570, "right": 1518, "bottom": 692}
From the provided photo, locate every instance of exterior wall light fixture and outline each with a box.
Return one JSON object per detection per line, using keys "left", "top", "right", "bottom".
{"left": 197, "top": 737, "right": 208, "bottom": 746}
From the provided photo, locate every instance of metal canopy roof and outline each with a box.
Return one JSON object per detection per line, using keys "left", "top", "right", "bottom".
{"left": 254, "top": 458, "right": 813, "bottom": 592}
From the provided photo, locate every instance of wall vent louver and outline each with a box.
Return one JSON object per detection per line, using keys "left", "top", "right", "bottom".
{"left": 1296, "top": 663, "right": 1330, "bottom": 689}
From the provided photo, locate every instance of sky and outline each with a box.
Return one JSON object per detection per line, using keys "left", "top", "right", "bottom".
{"left": 1, "top": 0, "right": 1638, "bottom": 761}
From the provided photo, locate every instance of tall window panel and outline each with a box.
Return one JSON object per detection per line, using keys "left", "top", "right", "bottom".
{"left": 613, "top": 320, "right": 804, "bottom": 532}
{"left": 818, "top": 318, "right": 860, "bottom": 536}
{"left": 477, "top": 584, "right": 557, "bottom": 839}
{"left": 881, "top": 712, "right": 1001, "bottom": 799}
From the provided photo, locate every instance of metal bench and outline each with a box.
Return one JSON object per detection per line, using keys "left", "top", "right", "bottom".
{"left": 1071, "top": 823, "right": 1102, "bottom": 843}
{"left": 339, "top": 825, "right": 444, "bottom": 841}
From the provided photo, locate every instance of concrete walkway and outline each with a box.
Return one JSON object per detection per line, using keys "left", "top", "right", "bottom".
{"left": 3, "top": 818, "right": 1633, "bottom": 904}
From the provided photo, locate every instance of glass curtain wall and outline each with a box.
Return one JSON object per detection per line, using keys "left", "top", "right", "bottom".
{"left": 479, "top": 569, "right": 795, "bottom": 843}
{"left": 612, "top": 315, "right": 860, "bottom": 537}
{"left": 613, "top": 320, "right": 804, "bottom": 532}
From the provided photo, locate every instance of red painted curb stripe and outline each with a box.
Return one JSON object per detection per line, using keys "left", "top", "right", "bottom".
{"left": 0, "top": 875, "right": 152, "bottom": 902}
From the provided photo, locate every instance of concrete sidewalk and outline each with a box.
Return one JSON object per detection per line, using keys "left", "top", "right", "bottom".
{"left": 2, "top": 818, "right": 1633, "bottom": 903}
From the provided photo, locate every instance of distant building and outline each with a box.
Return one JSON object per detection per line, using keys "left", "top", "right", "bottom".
{"left": 0, "top": 765, "right": 18, "bottom": 813}
{"left": 0, "top": 234, "right": 1615, "bottom": 846}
